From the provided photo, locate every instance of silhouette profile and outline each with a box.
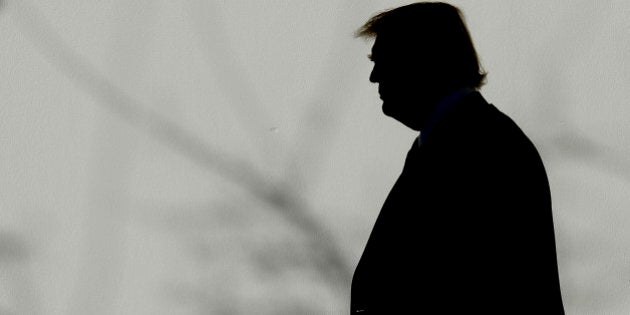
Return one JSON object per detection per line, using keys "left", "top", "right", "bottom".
{"left": 351, "top": 3, "right": 565, "bottom": 313}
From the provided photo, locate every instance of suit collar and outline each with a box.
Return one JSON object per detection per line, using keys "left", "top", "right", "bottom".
{"left": 418, "top": 87, "right": 476, "bottom": 146}
{"left": 418, "top": 89, "right": 488, "bottom": 148}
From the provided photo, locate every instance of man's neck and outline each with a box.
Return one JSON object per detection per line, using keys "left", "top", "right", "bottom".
{"left": 418, "top": 87, "right": 476, "bottom": 145}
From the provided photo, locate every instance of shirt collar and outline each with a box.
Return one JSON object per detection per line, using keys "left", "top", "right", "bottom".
{"left": 418, "top": 87, "right": 475, "bottom": 146}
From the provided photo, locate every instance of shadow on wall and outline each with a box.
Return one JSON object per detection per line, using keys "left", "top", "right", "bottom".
{"left": 0, "top": 231, "right": 40, "bottom": 314}
{"left": 9, "top": 1, "right": 358, "bottom": 314}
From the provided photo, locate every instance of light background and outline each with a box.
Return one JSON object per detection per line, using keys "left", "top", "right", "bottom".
{"left": 1, "top": 0, "right": 629, "bottom": 314}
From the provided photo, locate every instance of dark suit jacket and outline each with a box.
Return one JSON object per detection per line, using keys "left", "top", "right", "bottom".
{"left": 351, "top": 92, "right": 564, "bottom": 313}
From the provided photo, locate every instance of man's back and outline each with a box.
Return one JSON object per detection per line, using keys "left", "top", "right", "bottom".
{"left": 351, "top": 92, "right": 564, "bottom": 313}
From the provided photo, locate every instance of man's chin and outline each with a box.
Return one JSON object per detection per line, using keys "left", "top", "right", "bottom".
{"left": 381, "top": 100, "right": 402, "bottom": 118}
{"left": 381, "top": 101, "right": 393, "bottom": 117}
{"left": 381, "top": 102, "right": 421, "bottom": 131}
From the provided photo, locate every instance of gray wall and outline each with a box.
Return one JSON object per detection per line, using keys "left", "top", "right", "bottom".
{"left": 1, "top": 0, "right": 629, "bottom": 314}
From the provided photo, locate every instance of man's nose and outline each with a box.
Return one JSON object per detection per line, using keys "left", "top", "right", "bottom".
{"left": 369, "top": 66, "right": 379, "bottom": 83}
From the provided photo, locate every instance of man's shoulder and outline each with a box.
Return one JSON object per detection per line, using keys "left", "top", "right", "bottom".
{"left": 427, "top": 92, "right": 541, "bottom": 154}
{"left": 484, "top": 105, "right": 539, "bottom": 151}
{"left": 436, "top": 95, "right": 542, "bottom": 161}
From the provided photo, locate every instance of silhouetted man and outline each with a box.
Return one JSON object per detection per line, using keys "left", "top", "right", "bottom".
{"left": 351, "top": 3, "right": 565, "bottom": 313}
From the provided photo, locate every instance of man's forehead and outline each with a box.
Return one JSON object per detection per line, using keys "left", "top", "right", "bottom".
{"left": 371, "top": 35, "right": 406, "bottom": 58}
{"left": 370, "top": 36, "right": 390, "bottom": 57}
{"left": 371, "top": 36, "right": 388, "bottom": 51}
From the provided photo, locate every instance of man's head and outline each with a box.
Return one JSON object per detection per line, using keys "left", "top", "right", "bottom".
{"left": 356, "top": 2, "right": 486, "bottom": 130}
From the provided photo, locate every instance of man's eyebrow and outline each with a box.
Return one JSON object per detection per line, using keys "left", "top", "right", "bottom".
{"left": 367, "top": 53, "right": 374, "bottom": 61}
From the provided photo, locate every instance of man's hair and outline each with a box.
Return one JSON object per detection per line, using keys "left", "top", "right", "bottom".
{"left": 356, "top": 2, "right": 487, "bottom": 89}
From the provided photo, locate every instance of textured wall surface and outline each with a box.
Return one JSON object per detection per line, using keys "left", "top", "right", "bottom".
{"left": 1, "top": 1, "right": 629, "bottom": 314}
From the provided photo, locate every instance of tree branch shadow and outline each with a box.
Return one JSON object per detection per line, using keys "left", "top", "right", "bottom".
{"left": 9, "top": 1, "right": 353, "bottom": 312}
